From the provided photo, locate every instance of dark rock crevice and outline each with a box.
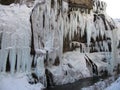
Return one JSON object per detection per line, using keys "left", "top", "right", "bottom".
{"left": 30, "top": 9, "right": 36, "bottom": 68}
{"left": 0, "top": 0, "right": 15, "bottom": 5}
{"left": 6, "top": 52, "right": 10, "bottom": 72}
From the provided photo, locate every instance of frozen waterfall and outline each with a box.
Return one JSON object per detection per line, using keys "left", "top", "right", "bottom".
{"left": 0, "top": 0, "right": 119, "bottom": 87}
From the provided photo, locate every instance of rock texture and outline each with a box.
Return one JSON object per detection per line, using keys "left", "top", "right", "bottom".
{"left": 0, "top": 0, "right": 35, "bottom": 6}
{"left": 68, "top": 0, "right": 93, "bottom": 9}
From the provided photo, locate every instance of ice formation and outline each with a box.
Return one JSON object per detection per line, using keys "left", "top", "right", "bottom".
{"left": 30, "top": 0, "right": 119, "bottom": 85}
{"left": 0, "top": 4, "right": 32, "bottom": 74}
{"left": 0, "top": 0, "right": 120, "bottom": 87}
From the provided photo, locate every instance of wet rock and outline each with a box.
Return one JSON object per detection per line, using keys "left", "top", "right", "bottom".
{"left": 53, "top": 56, "right": 60, "bottom": 66}
{"left": 45, "top": 69, "right": 55, "bottom": 87}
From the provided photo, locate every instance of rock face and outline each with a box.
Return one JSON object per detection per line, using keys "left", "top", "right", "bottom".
{"left": 0, "top": 0, "right": 15, "bottom": 5}
{"left": 0, "top": 0, "right": 35, "bottom": 6}
{"left": 68, "top": 0, "right": 93, "bottom": 9}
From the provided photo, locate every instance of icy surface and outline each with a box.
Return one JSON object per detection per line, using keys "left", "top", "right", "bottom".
{"left": 105, "top": 76, "right": 120, "bottom": 90}
{"left": 81, "top": 75, "right": 120, "bottom": 90}
{"left": 82, "top": 76, "right": 118, "bottom": 90}
{"left": 0, "top": 73, "right": 44, "bottom": 90}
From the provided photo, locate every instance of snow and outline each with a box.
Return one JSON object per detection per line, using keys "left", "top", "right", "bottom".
{"left": 105, "top": 77, "right": 120, "bottom": 90}
{"left": 47, "top": 51, "right": 91, "bottom": 85}
{"left": 63, "top": 51, "right": 91, "bottom": 77}
{"left": 86, "top": 53, "right": 108, "bottom": 67}
{"left": 0, "top": 73, "right": 44, "bottom": 90}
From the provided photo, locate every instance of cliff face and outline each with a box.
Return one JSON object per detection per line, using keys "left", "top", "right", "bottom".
{"left": 63, "top": 0, "right": 116, "bottom": 53}
{"left": 30, "top": 0, "right": 117, "bottom": 86}
{"left": 0, "top": 0, "right": 119, "bottom": 87}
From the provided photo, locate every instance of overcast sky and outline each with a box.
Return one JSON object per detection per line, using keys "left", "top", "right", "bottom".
{"left": 101, "top": 0, "right": 120, "bottom": 19}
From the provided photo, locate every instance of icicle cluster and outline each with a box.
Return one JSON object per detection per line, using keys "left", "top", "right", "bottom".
{"left": 93, "top": 0, "right": 107, "bottom": 14}
{"left": 31, "top": 0, "right": 65, "bottom": 69}
{"left": 63, "top": 0, "right": 116, "bottom": 53}
{"left": 0, "top": 5, "right": 32, "bottom": 74}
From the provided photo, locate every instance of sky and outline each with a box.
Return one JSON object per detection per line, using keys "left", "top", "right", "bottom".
{"left": 101, "top": 0, "right": 120, "bottom": 19}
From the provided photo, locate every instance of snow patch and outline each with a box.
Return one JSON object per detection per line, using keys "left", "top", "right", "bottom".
{"left": 0, "top": 73, "right": 44, "bottom": 90}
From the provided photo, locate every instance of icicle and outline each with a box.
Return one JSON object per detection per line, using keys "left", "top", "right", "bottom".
{"left": 35, "top": 55, "right": 45, "bottom": 78}
{"left": 21, "top": 48, "right": 26, "bottom": 72}
{"left": 25, "top": 48, "right": 31, "bottom": 72}
{"left": 86, "top": 15, "right": 93, "bottom": 52}
{"left": 71, "top": 12, "right": 74, "bottom": 39}
{"left": 1, "top": 32, "right": 11, "bottom": 73}
{"left": 74, "top": 12, "right": 78, "bottom": 34}
{"left": 80, "top": 14, "right": 86, "bottom": 37}
{"left": 95, "top": 42, "right": 99, "bottom": 52}
{"left": 103, "top": 40, "right": 109, "bottom": 52}
{"left": 99, "top": 17, "right": 106, "bottom": 39}
{"left": 1, "top": 49, "right": 8, "bottom": 72}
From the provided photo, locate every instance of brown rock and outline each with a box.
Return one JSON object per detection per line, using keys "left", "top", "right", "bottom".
{"left": 66, "top": 0, "right": 93, "bottom": 9}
